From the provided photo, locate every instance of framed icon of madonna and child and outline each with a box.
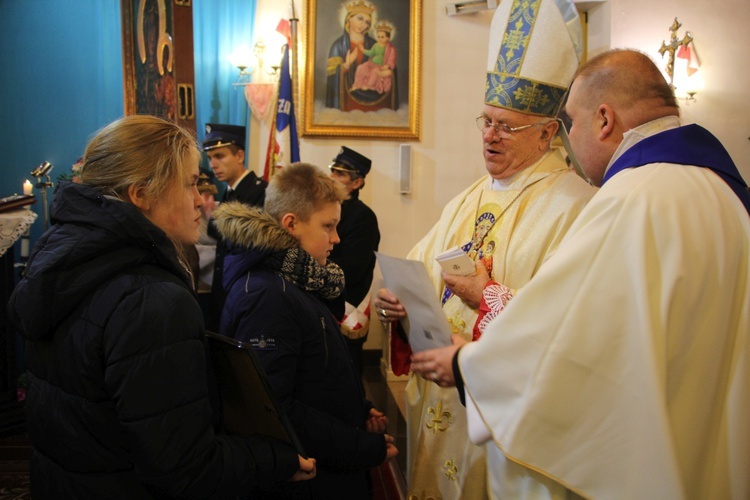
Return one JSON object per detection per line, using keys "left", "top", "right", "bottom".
{"left": 301, "top": 0, "right": 422, "bottom": 139}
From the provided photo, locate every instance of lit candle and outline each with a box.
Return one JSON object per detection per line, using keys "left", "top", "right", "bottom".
{"left": 23, "top": 179, "right": 33, "bottom": 195}
{"left": 21, "top": 237, "right": 29, "bottom": 258}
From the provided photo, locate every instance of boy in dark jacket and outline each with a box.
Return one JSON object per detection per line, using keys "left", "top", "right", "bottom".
{"left": 214, "top": 163, "right": 397, "bottom": 498}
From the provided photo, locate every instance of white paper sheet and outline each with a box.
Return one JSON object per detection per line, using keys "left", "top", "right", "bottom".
{"left": 375, "top": 252, "right": 453, "bottom": 352}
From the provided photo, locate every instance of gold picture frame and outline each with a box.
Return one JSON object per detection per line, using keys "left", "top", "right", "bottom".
{"left": 120, "top": 0, "right": 196, "bottom": 133}
{"left": 300, "top": 0, "right": 422, "bottom": 140}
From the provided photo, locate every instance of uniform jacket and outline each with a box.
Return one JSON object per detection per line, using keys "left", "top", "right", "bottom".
{"left": 328, "top": 190, "right": 380, "bottom": 306}
{"left": 7, "top": 182, "right": 298, "bottom": 499}
{"left": 215, "top": 202, "right": 386, "bottom": 498}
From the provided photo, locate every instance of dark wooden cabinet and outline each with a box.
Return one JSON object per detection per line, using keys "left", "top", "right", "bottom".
{"left": 1, "top": 247, "right": 24, "bottom": 437}
{"left": 120, "top": 0, "right": 196, "bottom": 134}
{"left": 1, "top": 247, "right": 17, "bottom": 404}
{"left": 0, "top": 210, "right": 37, "bottom": 436}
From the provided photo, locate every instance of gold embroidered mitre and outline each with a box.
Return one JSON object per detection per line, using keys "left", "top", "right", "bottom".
{"left": 486, "top": 0, "right": 583, "bottom": 117}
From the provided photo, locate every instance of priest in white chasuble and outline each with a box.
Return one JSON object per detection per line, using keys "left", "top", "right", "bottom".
{"left": 411, "top": 49, "right": 750, "bottom": 499}
{"left": 375, "top": 0, "right": 596, "bottom": 497}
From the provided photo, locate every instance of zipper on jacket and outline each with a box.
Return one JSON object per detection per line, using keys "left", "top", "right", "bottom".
{"left": 320, "top": 317, "right": 328, "bottom": 366}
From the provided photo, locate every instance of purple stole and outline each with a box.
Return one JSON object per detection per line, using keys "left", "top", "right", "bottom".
{"left": 602, "top": 124, "right": 750, "bottom": 216}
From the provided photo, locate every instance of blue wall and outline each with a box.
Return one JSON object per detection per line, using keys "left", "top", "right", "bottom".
{"left": 1, "top": 0, "right": 124, "bottom": 245}
{"left": 193, "top": 0, "right": 256, "bottom": 136}
{"left": 1, "top": 0, "right": 256, "bottom": 253}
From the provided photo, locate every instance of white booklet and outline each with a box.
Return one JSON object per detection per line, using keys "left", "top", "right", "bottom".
{"left": 435, "top": 245, "right": 475, "bottom": 276}
{"left": 375, "top": 252, "right": 453, "bottom": 353}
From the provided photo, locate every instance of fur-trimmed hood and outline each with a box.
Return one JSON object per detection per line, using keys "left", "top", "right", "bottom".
{"left": 213, "top": 201, "right": 297, "bottom": 252}
{"left": 213, "top": 201, "right": 346, "bottom": 310}
{"left": 213, "top": 201, "right": 304, "bottom": 294}
{"left": 9, "top": 181, "right": 190, "bottom": 342}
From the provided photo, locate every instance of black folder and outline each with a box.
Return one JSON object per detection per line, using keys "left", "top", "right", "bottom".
{"left": 205, "top": 331, "right": 306, "bottom": 457}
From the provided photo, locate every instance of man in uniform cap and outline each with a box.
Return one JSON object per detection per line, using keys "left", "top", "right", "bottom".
{"left": 327, "top": 146, "right": 380, "bottom": 381}
{"left": 202, "top": 123, "right": 268, "bottom": 331}
{"left": 202, "top": 123, "right": 266, "bottom": 205}
{"left": 374, "top": 0, "right": 596, "bottom": 497}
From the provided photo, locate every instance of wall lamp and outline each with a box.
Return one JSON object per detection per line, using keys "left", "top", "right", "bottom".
{"left": 229, "top": 40, "right": 280, "bottom": 87}
{"left": 229, "top": 40, "right": 282, "bottom": 121}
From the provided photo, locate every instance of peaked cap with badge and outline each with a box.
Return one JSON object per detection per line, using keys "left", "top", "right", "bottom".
{"left": 485, "top": 0, "right": 583, "bottom": 117}
{"left": 202, "top": 123, "right": 246, "bottom": 151}
{"left": 330, "top": 146, "right": 372, "bottom": 178}
{"left": 197, "top": 170, "right": 218, "bottom": 195}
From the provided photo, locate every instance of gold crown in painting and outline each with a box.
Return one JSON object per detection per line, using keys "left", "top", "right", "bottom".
{"left": 374, "top": 21, "right": 394, "bottom": 35}
{"left": 345, "top": 0, "right": 375, "bottom": 17}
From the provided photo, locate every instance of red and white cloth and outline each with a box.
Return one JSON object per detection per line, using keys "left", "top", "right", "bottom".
{"left": 676, "top": 41, "right": 701, "bottom": 76}
{"left": 340, "top": 293, "right": 371, "bottom": 340}
{"left": 473, "top": 281, "right": 515, "bottom": 340}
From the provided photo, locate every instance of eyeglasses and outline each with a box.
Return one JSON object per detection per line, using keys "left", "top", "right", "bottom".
{"left": 475, "top": 116, "right": 547, "bottom": 137}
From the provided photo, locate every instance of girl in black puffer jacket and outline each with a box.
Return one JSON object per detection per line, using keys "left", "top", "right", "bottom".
{"left": 7, "top": 115, "right": 315, "bottom": 498}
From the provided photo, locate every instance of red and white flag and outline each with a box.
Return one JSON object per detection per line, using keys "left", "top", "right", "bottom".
{"left": 263, "top": 19, "right": 299, "bottom": 180}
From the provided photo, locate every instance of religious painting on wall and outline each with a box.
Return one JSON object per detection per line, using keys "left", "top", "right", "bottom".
{"left": 120, "top": 0, "right": 196, "bottom": 133}
{"left": 301, "top": 0, "right": 422, "bottom": 140}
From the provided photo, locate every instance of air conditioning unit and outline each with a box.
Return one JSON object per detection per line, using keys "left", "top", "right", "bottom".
{"left": 445, "top": 0, "right": 499, "bottom": 16}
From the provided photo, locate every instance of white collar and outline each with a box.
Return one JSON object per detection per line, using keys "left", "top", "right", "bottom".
{"left": 605, "top": 116, "right": 682, "bottom": 175}
{"left": 229, "top": 169, "right": 250, "bottom": 191}
{"left": 489, "top": 168, "right": 524, "bottom": 191}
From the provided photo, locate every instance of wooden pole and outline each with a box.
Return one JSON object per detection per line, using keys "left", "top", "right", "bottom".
{"left": 290, "top": 0, "right": 299, "bottom": 130}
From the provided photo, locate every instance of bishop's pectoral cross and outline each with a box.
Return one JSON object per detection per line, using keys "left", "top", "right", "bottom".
{"left": 658, "top": 17, "right": 693, "bottom": 88}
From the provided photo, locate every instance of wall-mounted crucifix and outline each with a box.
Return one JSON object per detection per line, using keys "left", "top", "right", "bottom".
{"left": 658, "top": 17, "right": 693, "bottom": 88}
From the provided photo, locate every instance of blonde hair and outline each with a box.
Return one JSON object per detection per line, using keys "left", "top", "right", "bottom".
{"left": 79, "top": 115, "right": 200, "bottom": 285}
{"left": 80, "top": 115, "right": 200, "bottom": 202}
{"left": 265, "top": 163, "right": 348, "bottom": 222}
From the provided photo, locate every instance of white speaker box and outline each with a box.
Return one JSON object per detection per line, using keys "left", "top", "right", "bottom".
{"left": 399, "top": 144, "right": 412, "bottom": 194}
